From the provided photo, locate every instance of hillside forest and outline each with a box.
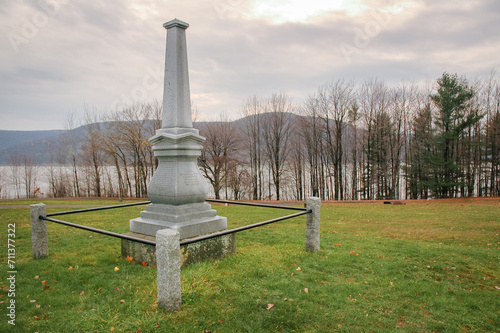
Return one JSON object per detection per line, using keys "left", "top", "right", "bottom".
{"left": 3, "top": 72, "right": 500, "bottom": 201}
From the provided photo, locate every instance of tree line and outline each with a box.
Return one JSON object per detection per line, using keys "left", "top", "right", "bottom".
{"left": 3, "top": 72, "right": 499, "bottom": 200}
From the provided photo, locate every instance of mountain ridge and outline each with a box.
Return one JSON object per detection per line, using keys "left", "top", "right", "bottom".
{"left": 0, "top": 113, "right": 356, "bottom": 165}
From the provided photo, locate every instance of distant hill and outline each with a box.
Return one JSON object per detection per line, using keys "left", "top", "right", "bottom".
{"left": 0, "top": 114, "right": 360, "bottom": 165}
{"left": 0, "top": 128, "right": 81, "bottom": 165}
{"left": 0, "top": 130, "right": 65, "bottom": 152}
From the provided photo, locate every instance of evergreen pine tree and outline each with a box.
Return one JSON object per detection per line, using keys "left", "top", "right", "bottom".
{"left": 429, "top": 73, "right": 482, "bottom": 198}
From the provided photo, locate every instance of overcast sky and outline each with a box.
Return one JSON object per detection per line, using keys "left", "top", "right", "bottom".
{"left": 0, "top": 0, "right": 499, "bottom": 131}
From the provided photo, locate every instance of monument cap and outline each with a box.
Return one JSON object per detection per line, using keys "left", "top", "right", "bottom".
{"left": 163, "top": 18, "right": 189, "bottom": 30}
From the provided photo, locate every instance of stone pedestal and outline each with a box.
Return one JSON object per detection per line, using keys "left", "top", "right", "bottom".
{"left": 122, "top": 232, "right": 236, "bottom": 268}
{"left": 130, "top": 202, "right": 227, "bottom": 239}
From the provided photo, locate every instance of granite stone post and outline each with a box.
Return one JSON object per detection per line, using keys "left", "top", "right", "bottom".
{"left": 31, "top": 203, "right": 48, "bottom": 259}
{"left": 156, "top": 228, "right": 182, "bottom": 311}
{"left": 305, "top": 197, "right": 321, "bottom": 252}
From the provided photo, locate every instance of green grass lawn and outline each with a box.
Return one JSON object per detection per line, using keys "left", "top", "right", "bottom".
{"left": 0, "top": 198, "right": 498, "bottom": 332}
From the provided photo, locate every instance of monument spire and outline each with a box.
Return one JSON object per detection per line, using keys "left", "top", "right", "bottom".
{"left": 127, "top": 19, "right": 228, "bottom": 242}
{"left": 162, "top": 18, "right": 192, "bottom": 129}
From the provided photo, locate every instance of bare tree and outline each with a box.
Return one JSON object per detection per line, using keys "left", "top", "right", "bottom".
{"left": 389, "top": 81, "right": 416, "bottom": 199}
{"left": 321, "top": 79, "right": 355, "bottom": 200}
{"left": 289, "top": 118, "right": 305, "bottom": 200}
{"left": 226, "top": 163, "right": 251, "bottom": 200}
{"left": 104, "top": 101, "right": 159, "bottom": 199}
{"left": 261, "top": 92, "right": 294, "bottom": 200}
{"left": 46, "top": 141, "right": 72, "bottom": 198}
{"left": 8, "top": 153, "right": 22, "bottom": 199}
{"left": 81, "top": 108, "right": 105, "bottom": 197}
{"left": 198, "top": 114, "right": 241, "bottom": 199}
{"left": 62, "top": 112, "right": 82, "bottom": 197}
{"left": 348, "top": 101, "right": 361, "bottom": 200}
{"left": 241, "top": 96, "right": 265, "bottom": 200}
{"left": 301, "top": 95, "right": 326, "bottom": 198}
{"left": 22, "top": 155, "right": 38, "bottom": 198}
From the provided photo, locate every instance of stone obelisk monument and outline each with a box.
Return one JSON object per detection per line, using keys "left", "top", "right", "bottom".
{"left": 122, "top": 19, "right": 234, "bottom": 266}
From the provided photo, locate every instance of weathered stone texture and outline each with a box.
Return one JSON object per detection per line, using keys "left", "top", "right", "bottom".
{"left": 305, "top": 197, "right": 321, "bottom": 252}
{"left": 156, "top": 228, "right": 182, "bottom": 311}
{"left": 122, "top": 232, "right": 236, "bottom": 268}
{"left": 180, "top": 233, "right": 236, "bottom": 267}
{"left": 31, "top": 203, "right": 48, "bottom": 259}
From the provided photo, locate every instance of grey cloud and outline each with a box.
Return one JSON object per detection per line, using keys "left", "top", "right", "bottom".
{"left": 0, "top": 0, "right": 498, "bottom": 130}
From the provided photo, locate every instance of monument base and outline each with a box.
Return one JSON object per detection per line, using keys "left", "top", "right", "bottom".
{"left": 130, "top": 202, "right": 227, "bottom": 239}
{"left": 121, "top": 231, "right": 236, "bottom": 268}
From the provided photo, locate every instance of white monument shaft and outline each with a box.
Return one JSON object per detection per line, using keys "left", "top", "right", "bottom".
{"left": 162, "top": 19, "right": 192, "bottom": 129}
{"left": 129, "top": 18, "right": 227, "bottom": 240}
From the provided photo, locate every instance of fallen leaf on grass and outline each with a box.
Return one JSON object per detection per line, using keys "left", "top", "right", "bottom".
{"left": 119, "top": 299, "right": 125, "bottom": 303}
{"left": 80, "top": 291, "right": 85, "bottom": 296}
{"left": 304, "top": 288, "right": 309, "bottom": 294}
{"left": 266, "top": 304, "right": 274, "bottom": 310}
{"left": 30, "top": 300, "right": 36, "bottom": 303}
{"left": 296, "top": 267, "right": 301, "bottom": 271}
{"left": 41, "top": 280, "right": 47, "bottom": 285}
{"left": 34, "top": 275, "right": 39, "bottom": 279}
{"left": 68, "top": 266, "right": 73, "bottom": 270}
{"left": 125, "top": 256, "right": 134, "bottom": 262}
{"left": 154, "top": 323, "right": 161, "bottom": 328}
{"left": 114, "top": 267, "right": 120, "bottom": 271}
{"left": 142, "top": 261, "right": 148, "bottom": 266}
{"left": 495, "top": 286, "right": 500, "bottom": 290}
